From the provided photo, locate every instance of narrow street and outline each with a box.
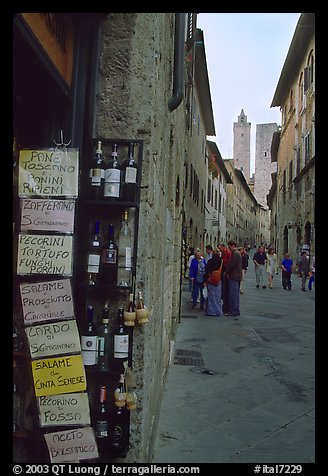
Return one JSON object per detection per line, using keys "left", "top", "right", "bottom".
{"left": 152, "top": 254, "right": 315, "bottom": 463}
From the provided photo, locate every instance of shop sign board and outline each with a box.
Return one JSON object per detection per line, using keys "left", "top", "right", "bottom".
{"left": 31, "top": 354, "right": 86, "bottom": 397}
{"left": 37, "top": 392, "right": 91, "bottom": 428}
{"left": 26, "top": 319, "right": 81, "bottom": 359}
{"left": 17, "top": 233, "right": 73, "bottom": 276}
{"left": 18, "top": 148, "right": 79, "bottom": 197}
{"left": 20, "top": 278, "right": 74, "bottom": 326}
{"left": 20, "top": 198, "right": 75, "bottom": 233}
{"left": 43, "top": 427, "right": 98, "bottom": 463}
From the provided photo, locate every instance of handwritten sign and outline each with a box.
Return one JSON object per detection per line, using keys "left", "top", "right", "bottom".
{"left": 20, "top": 279, "right": 74, "bottom": 326}
{"left": 20, "top": 198, "right": 75, "bottom": 233}
{"left": 31, "top": 354, "right": 86, "bottom": 397}
{"left": 17, "top": 234, "right": 73, "bottom": 276}
{"left": 18, "top": 148, "right": 79, "bottom": 197}
{"left": 26, "top": 319, "right": 81, "bottom": 359}
{"left": 37, "top": 392, "right": 90, "bottom": 428}
{"left": 44, "top": 427, "right": 98, "bottom": 463}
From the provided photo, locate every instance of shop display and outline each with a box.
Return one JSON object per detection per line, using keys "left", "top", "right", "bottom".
{"left": 117, "top": 210, "right": 133, "bottom": 287}
{"left": 121, "top": 142, "right": 137, "bottom": 202}
{"left": 111, "top": 308, "right": 129, "bottom": 373}
{"left": 81, "top": 305, "right": 98, "bottom": 367}
{"left": 97, "top": 302, "right": 111, "bottom": 371}
{"left": 89, "top": 140, "right": 105, "bottom": 199}
{"left": 104, "top": 143, "right": 121, "bottom": 200}
{"left": 87, "top": 221, "right": 101, "bottom": 286}
{"left": 100, "top": 223, "right": 118, "bottom": 286}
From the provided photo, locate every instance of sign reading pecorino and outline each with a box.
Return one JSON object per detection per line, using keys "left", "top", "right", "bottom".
{"left": 31, "top": 354, "right": 86, "bottom": 397}
{"left": 26, "top": 319, "right": 81, "bottom": 359}
{"left": 37, "top": 392, "right": 91, "bottom": 428}
{"left": 20, "top": 198, "right": 75, "bottom": 233}
{"left": 18, "top": 148, "right": 79, "bottom": 197}
{"left": 17, "top": 233, "right": 73, "bottom": 276}
{"left": 43, "top": 427, "right": 98, "bottom": 463}
{"left": 20, "top": 278, "right": 74, "bottom": 326}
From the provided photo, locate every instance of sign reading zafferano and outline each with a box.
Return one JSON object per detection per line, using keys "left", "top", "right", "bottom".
{"left": 17, "top": 234, "right": 73, "bottom": 276}
{"left": 18, "top": 149, "right": 79, "bottom": 197}
{"left": 31, "top": 354, "right": 86, "bottom": 397}
{"left": 37, "top": 392, "right": 91, "bottom": 427}
{"left": 26, "top": 319, "right": 81, "bottom": 359}
{"left": 20, "top": 198, "right": 75, "bottom": 233}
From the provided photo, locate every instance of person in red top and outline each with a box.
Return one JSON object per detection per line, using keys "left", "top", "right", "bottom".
{"left": 219, "top": 243, "right": 232, "bottom": 314}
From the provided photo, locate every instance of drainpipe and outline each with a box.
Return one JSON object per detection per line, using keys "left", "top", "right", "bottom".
{"left": 168, "top": 13, "right": 186, "bottom": 112}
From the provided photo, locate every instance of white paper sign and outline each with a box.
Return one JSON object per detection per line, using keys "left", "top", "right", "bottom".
{"left": 37, "top": 392, "right": 91, "bottom": 428}
{"left": 20, "top": 279, "right": 74, "bottom": 326}
{"left": 26, "top": 319, "right": 81, "bottom": 359}
{"left": 44, "top": 427, "right": 98, "bottom": 462}
{"left": 20, "top": 198, "right": 75, "bottom": 233}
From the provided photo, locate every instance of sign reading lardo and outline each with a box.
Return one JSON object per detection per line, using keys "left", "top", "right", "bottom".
{"left": 20, "top": 198, "right": 75, "bottom": 233}
{"left": 37, "top": 392, "right": 91, "bottom": 428}
{"left": 20, "top": 278, "right": 74, "bottom": 326}
{"left": 31, "top": 354, "right": 86, "bottom": 397}
{"left": 26, "top": 319, "right": 81, "bottom": 359}
{"left": 18, "top": 148, "right": 79, "bottom": 197}
{"left": 17, "top": 234, "right": 73, "bottom": 276}
{"left": 43, "top": 427, "right": 98, "bottom": 463}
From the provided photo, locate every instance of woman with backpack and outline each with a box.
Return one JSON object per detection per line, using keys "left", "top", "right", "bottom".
{"left": 203, "top": 247, "right": 223, "bottom": 316}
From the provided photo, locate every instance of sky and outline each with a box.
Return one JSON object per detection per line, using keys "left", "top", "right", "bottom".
{"left": 196, "top": 12, "right": 301, "bottom": 175}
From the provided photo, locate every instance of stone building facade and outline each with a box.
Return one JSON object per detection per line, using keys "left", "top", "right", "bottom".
{"left": 233, "top": 109, "right": 251, "bottom": 180}
{"left": 269, "top": 13, "right": 315, "bottom": 262}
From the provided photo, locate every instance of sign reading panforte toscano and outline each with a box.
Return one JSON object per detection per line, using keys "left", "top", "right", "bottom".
{"left": 17, "top": 233, "right": 73, "bottom": 275}
{"left": 31, "top": 354, "right": 86, "bottom": 397}
{"left": 37, "top": 392, "right": 91, "bottom": 428}
{"left": 18, "top": 148, "right": 79, "bottom": 197}
{"left": 26, "top": 319, "right": 81, "bottom": 359}
{"left": 43, "top": 427, "right": 98, "bottom": 463}
{"left": 20, "top": 198, "right": 75, "bottom": 233}
{"left": 20, "top": 278, "right": 74, "bottom": 326}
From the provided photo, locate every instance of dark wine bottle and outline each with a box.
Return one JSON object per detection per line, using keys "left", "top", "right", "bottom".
{"left": 95, "top": 385, "right": 109, "bottom": 453}
{"left": 97, "top": 302, "right": 110, "bottom": 371}
{"left": 89, "top": 140, "right": 105, "bottom": 199}
{"left": 99, "top": 223, "right": 118, "bottom": 286}
{"left": 122, "top": 142, "right": 137, "bottom": 202}
{"left": 111, "top": 308, "right": 129, "bottom": 373}
{"left": 87, "top": 221, "right": 101, "bottom": 286}
{"left": 81, "top": 305, "right": 98, "bottom": 366}
{"left": 104, "top": 143, "right": 121, "bottom": 200}
{"left": 108, "top": 403, "right": 129, "bottom": 456}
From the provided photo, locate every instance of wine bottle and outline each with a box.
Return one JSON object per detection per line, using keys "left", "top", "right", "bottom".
{"left": 117, "top": 210, "right": 133, "bottom": 287}
{"left": 111, "top": 308, "right": 129, "bottom": 372}
{"left": 81, "top": 305, "right": 98, "bottom": 366}
{"left": 104, "top": 143, "right": 121, "bottom": 200}
{"left": 95, "top": 385, "right": 109, "bottom": 453}
{"left": 122, "top": 142, "right": 137, "bottom": 202}
{"left": 108, "top": 403, "right": 129, "bottom": 456}
{"left": 87, "top": 221, "right": 101, "bottom": 286}
{"left": 89, "top": 140, "right": 105, "bottom": 199}
{"left": 114, "top": 374, "right": 127, "bottom": 408}
{"left": 97, "top": 302, "right": 110, "bottom": 371}
{"left": 100, "top": 223, "right": 118, "bottom": 286}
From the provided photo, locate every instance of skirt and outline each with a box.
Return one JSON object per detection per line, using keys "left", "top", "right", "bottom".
{"left": 206, "top": 282, "right": 223, "bottom": 316}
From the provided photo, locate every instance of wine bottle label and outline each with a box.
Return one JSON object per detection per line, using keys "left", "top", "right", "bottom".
{"left": 111, "top": 424, "right": 125, "bottom": 444}
{"left": 98, "top": 336, "right": 105, "bottom": 355}
{"left": 102, "top": 248, "right": 117, "bottom": 264}
{"left": 125, "top": 247, "right": 132, "bottom": 268}
{"left": 90, "top": 168, "right": 104, "bottom": 185}
{"left": 104, "top": 169, "right": 120, "bottom": 197}
{"left": 125, "top": 167, "right": 137, "bottom": 184}
{"left": 81, "top": 336, "right": 97, "bottom": 365}
{"left": 87, "top": 254, "right": 100, "bottom": 273}
{"left": 114, "top": 335, "right": 129, "bottom": 358}
{"left": 96, "top": 420, "right": 108, "bottom": 438}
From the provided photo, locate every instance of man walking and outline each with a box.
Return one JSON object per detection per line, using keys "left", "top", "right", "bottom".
{"left": 253, "top": 245, "right": 267, "bottom": 288}
{"left": 225, "top": 240, "right": 242, "bottom": 316}
{"left": 281, "top": 252, "right": 293, "bottom": 290}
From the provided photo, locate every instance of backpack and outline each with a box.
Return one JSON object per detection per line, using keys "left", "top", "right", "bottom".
{"left": 208, "top": 263, "right": 223, "bottom": 285}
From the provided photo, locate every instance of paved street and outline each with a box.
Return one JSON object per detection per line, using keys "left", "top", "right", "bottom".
{"left": 152, "top": 256, "right": 315, "bottom": 463}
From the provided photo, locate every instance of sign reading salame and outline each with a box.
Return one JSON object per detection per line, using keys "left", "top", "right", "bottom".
{"left": 17, "top": 234, "right": 73, "bottom": 275}
{"left": 18, "top": 149, "right": 79, "bottom": 197}
{"left": 20, "top": 198, "right": 75, "bottom": 233}
{"left": 37, "top": 392, "right": 91, "bottom": 427}
{"left": 20, "top": 279, "right": 74, "bottom": 325}
{"left": 26, "top": 319, "right": 81, "bottom": 359}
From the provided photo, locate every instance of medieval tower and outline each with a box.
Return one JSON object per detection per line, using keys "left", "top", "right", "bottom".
{"left": 233, "top": 109, "right": 251, "bottom": 179}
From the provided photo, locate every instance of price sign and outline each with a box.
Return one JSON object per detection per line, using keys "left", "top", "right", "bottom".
{"left": 20, "top": 198, "right": 75, "bottom": 233}
{"left": 37, "top": 392, "right": 90, "bottom": 427}
{"left": 44, "top": 427, "right": 98, "bottom": 462}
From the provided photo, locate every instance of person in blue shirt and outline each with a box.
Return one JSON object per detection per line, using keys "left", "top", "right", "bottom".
{"left": 189, "top": 249, "right": 207, "bottom": 309}
{"left": 281, "top": 253, "right": 293, "bottom": 290}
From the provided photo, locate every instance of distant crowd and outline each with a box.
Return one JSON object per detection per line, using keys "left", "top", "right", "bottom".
{"left": 184, "top": 242, "right": 315, "bottom": 318}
